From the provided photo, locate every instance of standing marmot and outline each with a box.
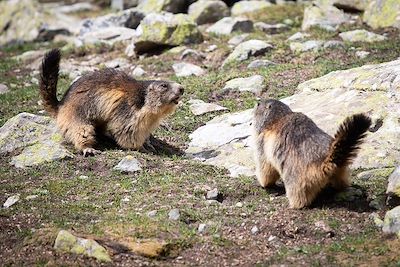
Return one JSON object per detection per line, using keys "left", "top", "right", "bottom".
{"left": 39, "top": 49, "right": 184, "bottom": 156}
{"left": 252, "top": 99, "right": 371, "bottom": 209}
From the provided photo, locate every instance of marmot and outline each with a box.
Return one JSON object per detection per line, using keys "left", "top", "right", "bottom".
{"left": 39, "top": 49, "right": 184, "bottom": 156}
{"left": 252, "top": 99, "right": 371, "bottom": 209}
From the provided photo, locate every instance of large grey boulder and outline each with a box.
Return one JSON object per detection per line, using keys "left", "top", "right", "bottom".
{"left": 231, "top": 1, "right": 272, "bottom": 16}
{"left": 382, "top": 206, "right": 400, "bottom": 236}
{"left": 0, "top": 113, "right": 73, "bottom": 168}
{"left": 188, "top": 0, "right": 230, "bottom": 25}
{"left": 136, "top": 0, "right": 187, "bottom": 14}
{"left": 187, "top": 59, "right": 400, "bottom": 177}
{"left": 0, "top": 0, "right": 75, "bottom": 45}
{"left": 302, "top": 2, "right": 351, "bottom": 31}
{"left": 387, "top": 166, "right": 400, "bottom": 199}
{"left": 363, "top": 0, "right": 400, "bottom": 29}
{"left": 339, "top": 29, "right": 387, "bottom": 43}
{"left": 133, "top": 12, "right": 203, "bottom": 54}
{"left": 206, "top": 17, "right": 253, "bottom": 36}
{"left": 223, "top": 39, "right": 273, "bottom": 65}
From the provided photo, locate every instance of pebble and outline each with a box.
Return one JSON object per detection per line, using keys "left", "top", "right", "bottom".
{"left": 198, "top": 223, "right": 207, "bottom": 233}
{"left": 169, "top": 208, "right": 180, "bottom": 221}
{"left": 147, "top": 210, "right": 157, "bottom": 217}
{"left": 251, "top": 226, "right": 259, "bottom": 234}
{"left": 3, "top": 194, "right": 20, "bottom": 208}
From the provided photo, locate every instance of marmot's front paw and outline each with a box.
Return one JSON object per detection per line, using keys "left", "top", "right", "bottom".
{"left": 82, "top": 148, "right": 101, "bottom": 157}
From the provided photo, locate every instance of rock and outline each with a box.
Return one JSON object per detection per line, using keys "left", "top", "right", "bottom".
{"left": 206, "top": 17, "right": 253, "bottom": 36}
{"left": 357, "top": 168, "right": 394, "bottom": 180}
{"left": 335, "top": 187, "right": 363, "bottom": 202}
{"left": 112, "top": 0, "right": 139, "bottom": 10}
{"left": 188, "top": 99, "right": 227, "bottom": 116}
{"left": 54, "top": 230, "right": 111, "bottom": 262}
{"left": 137, "top": 0, "right": 186, "bottom": 13}
{"left": 173, "top": 62, "right": 206, "bottom": 77}
{"left": 287, "top": 32, "right": 310, "bottom": 42}
{"left": 56, "top": 2, "right": 98, "bottom": 13}
{"left": 324, "top": 0, "right": 370, "bottom": 11}
{"left": 0, "top": 113, "right": 73, "bottom": 167}
{"left": 11, "top": 141, "right": 73, "bottom": 168}
{"left": 180, "top": 49, "right": 205, "bottom": 61}
{"left": 206, "top": 188, "right": 220, "bottom": 201}
{"left": 235, "top": 202, "right": 243, "bottom": 208}
{"left": 0, "top": 0, "right": 73, "bottom": 45}
{"left": 231, "top": 1, "right": 271, "bottom": 16}
{"left": 186, "top": 109, "right": 254, "bottom": 177}
{"left": 247, "top": 59, "right": 276, "bottom": 69}
{"left": 369, "top": 195, "right": 386, "bottom": 210}
{"left": 363, "top": 0, "right": 400, "bottom": 29}
{"left": 301, "top": 3, "right": 350, "bottom": 31}
{"left": 251, "top": 226, "right": 259, "bottom": 235}
{"left": 3, "top": 195, "right": 20, "bottom": 208}
{"left": 113, "top": 155, "right": 142, "bottom": 173}
{"left": 188, "top": 0, "right": 230, "bottom": 25}
{"left": 0, "top": 84, "right": 9, "bottom": 94}
{"left": 25, "top": 195, "right": 39, "bottom": 200}
{"left": 79, "top": 8, "right": 145, "bottom": 35}
{"left": 104, "top": 58, "right": 130, "bottom": 69}
{"left": 78, "top": 26, "right": 137, "bottom": 46}
{"left": 355, "top": 50, "right": 370, "bottom": 59}
{"left": 198, "top": 223, "right": 207, "bottom": 233}
{"left": 223, "top": 40, "right": 272, "bottom": 65}
{"left": 290, "top": 40, "right": 324, "bottom": 53}
{"left": 147, "top": 210, "right": 157, "bottom": 217}
{"left": 131, "top": 66, "right": 146, "bottom": 77}
{"left": 224, "top": 75, "right": 265, "bottom": 94}
{"left": 382, "top": 206, "right": 400, "bottom": 236}
{"left": 323, "top": 40, "right": 345, "bottom": 49}
{"left": 14, "top": 50, "right": 46, "bottom": 64}
{"left": 126, "top": 239, "right": 170, "bottom": 258}
{"left": 168, "top": 208, "right": 180, "bottom": 221}
{"left": 133, "top": 12, "right": 203, "bottom": 54}
{"left": 314, "top": 220, "right": 334, "bottom": 236}
{"left": 339, "top": 29, "right": 386, "bottom": 43}
{"left": 206, "top": 44, "right": 218, "bottom": 52}
{"left": 228, "top": 34, "right": 249, "bottom": 46}
{"left": 254, "top": 22, "right": 289, "bottom": 34}
{"left": 370, "top": 212, "right": 384, "bottom": 228}
{"left": 387, "top": 166, "right": 400, "bottom": 199}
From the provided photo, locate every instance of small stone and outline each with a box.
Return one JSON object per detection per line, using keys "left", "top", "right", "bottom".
{"left": 228, "top": 34, "right": 249, "bottom": 46}
{"left": 251, "top": 226, "right": 259, "bottom": 234}
{"left": 339, "top": 29, "right": 386, "bottom": 43}
{"left": 247, "top": 59, "right": 276, "bottom": 69}
{"left": 314, "top": 220, "right": 334, "bottom": 235}
{"left": 147, "top": 210, "right": 157, "bottom": 217}
{"left": 223, "top": 39, "right": 273, "bottom": 65}
{"left": 224, "top": 75, "right": 265, "bottom": 94}
{"left": 205, "top": 44, "right": 218, "bottom": 52}
{"left": 180, "top": 49, "right": 205, "bottom": 61}
{"left": 206, "top": 188, "right": 219, "bottom": 200}
{"left": 290, "top": 40, "right": 324, "bottom": 53}
{"left": 54, "top": 230, "right": 111, "bottom": 262}
{"left": 25, "top": 195, "right": 38, "bottom": 200}
{"left": 198, "top": 223, "right": 207, "bottom": 233}
{"left": 206, "top": 17, "right": 253, "bottom": 36}
{"left": 78, "top": 175, "right": 89, "bottom": 180}
{"left": 283, "top": 18, "right": 294, "bottom": 26}
{"left": 235, "top": 202, "right": 243, "bottom": 208}
{"left": 104, "top": 58, "right": 130, "bottom": 69}
{"left": 370, "top": 212, "right": 384, "bottom": 228}
{"left": 113, "top": 155, "right": 142, "bottom": 173}
{"left": 268, "top": 235, "right": 277, "bottom": 242}
{"left": 254, "top": 22, "right": 289, "bottom": 34}
{"left": 0, "top": 84, "right": 10, "bottom": 94}
{"left": 3, "top": 194, "right": 20, "bottom": 208}
{"left": 131, "top": 66, "right": 146, "bottom": 77}
{"left": 168, "top": 208, "right": 180, "bottom": 221}
{"left": 188, "top": 99, "right": 227, "bottom": 116}
{"left": 323, "top": 40, "right": 345, "bottom": 49}
{"left": 355, "top": 51, "right": 370, "bottom": 59}
{"left": 173, "top": 62, "right": 205, "bottom": 77}
{"left": 287, "top": 32, "right": 310, "bottom": 42}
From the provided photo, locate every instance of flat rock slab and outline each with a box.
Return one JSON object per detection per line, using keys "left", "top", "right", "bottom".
{"left": 301, "top": 3, "right": 350, "bottom": 31}
{"left": 0, "top": 113, "right": 73, "bottom": 167}
{"left": 206, "top": 17, "right": 253, "bottom": 36}
{"left": 187, "top": 59, "right": 400, "bottom": 177}
{"left": 339, "top": 29, "right": 386, "bottom": 43}
{"left": 188, "top": 99, "right": 227, "bottom": 116}
{"left": 290, "top": 40, "right": 324, "bottom": 53}
{"left": 223, "top": 75, "right": 265, "bottom": 94}
{"left": 223, "top": 39, "right": 272, "bottom": 65}
{"left": 231, "top": 0, "right": 271, "bottom": 16}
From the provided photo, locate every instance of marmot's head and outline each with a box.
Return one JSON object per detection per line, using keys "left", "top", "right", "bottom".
{"left": 253, "top": 99, "right": 292, "bottom": 133}
{"left": 145, "top": 80, "right": 184, "bottom": 115}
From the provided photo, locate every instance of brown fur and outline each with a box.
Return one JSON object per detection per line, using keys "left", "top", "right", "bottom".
{"left": 39, "top": 49, "right": 184, "bottom": 155}
{"left": 253, "top": 99, "right": 371, "bottom": 209}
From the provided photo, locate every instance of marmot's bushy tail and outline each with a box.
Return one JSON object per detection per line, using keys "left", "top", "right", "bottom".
{"left": 325, "top": 114, "right": 371, "bottom": 168}
{"left": 40, "top": 49, "right": 61, "bottom": 117}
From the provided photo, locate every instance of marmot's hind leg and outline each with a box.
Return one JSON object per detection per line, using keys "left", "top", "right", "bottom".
{"left": 257, "top": 160, "right": 280, "bottom": 187}
{"left": 63, "top": 120, "right": 99, "bottom": 156}
{"left": 330, "top": 166, "right": 351, "bottom": 190}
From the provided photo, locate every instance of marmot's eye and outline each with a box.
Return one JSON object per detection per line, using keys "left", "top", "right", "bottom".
{"left": 160, "top": 83, "right": 168, "bottom": 89}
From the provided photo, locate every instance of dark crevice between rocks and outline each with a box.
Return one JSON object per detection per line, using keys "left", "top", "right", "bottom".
{"left": 333, "top": 4, "right": 364, "bottom": 14}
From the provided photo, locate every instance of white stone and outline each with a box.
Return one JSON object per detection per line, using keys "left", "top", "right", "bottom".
{"left": 3, "top": 194, "right": 20, "bottom": 208}
{"left": 188, "top": 99, "right": 227, "bottom": 116}
{"left": 224, "top": 75, "right": 265, "bottom": 94}
{"left": 173, "top": 62, "right": 205, "bottom": 77}
{"left": 113, "top": 155, "right": 142, "bottom": 172}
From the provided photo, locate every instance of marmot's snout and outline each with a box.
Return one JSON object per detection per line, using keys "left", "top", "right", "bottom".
{"left": 170, "top": 82, "right": 184, "bottom": 104}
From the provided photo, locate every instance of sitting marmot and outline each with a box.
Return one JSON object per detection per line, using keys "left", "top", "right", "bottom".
{"left": 252, "top": 99, "right": 371, "bottom": 209}
{"left": 39, "top": 49, "right": 184, "bottom": 156}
